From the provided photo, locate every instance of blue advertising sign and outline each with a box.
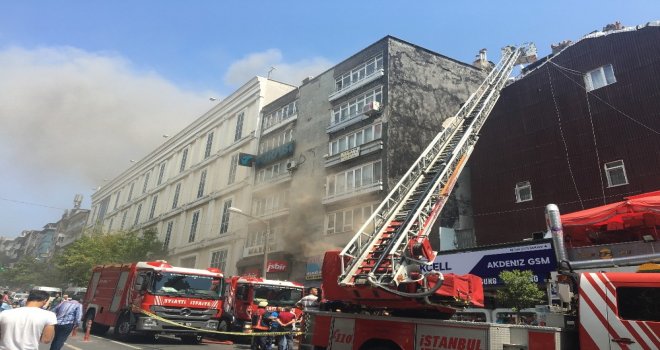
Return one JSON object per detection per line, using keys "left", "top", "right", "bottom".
{"left": 420, "top": 241, "right": 557, "bottom": 286}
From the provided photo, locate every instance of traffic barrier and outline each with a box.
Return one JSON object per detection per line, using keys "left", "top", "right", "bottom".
{"left": 83, "top": 320, "right": 92, "bottom": 341}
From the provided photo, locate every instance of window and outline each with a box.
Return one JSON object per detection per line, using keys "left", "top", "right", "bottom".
{"left": 120, "top": 211, "right": 128, "bottom": 230}
{"left": 142, "top": 172, "right": 151, "bottom": 194}
{"left": 157, "top": 162, "right": 167, "bottom": 185}
{"left": 204, "top": 132, "right": 214, "bottom": 158}
{"left": 326, "top": 203, "right": 377, "bottom": 235}
{"left": 228, "top": 154, "right": 238, "bottom": 185}
{"left": 220, "top": 199, "right": 232, "bottom": 234}
{"left": 263, "top": 101, "right": 297, "bottom": 130}
{"left": 616, "top": 287, "right": 660, "bottom": 322}
{"left": 127, "top": 182, "right": 135, "bottom": 202}
{"left": 234, "top": 112, "right": 244, "bottom": 141}
{"left": 163, "top": 221, "right": 174, "bottom": 249}
{"left": 172, "top": 183, "right": 181, "bottom": 209}
{"left": 180, "top": 148, "right": 189, "bottom": 173}
{"left": 113, "top": 191, "right": 121, "bottom": 210}
{"left": 335, "top": 54, "right": 383, "bottom": 92}
{"left": 197, "top": 169, "right": 207, "bottom": 198}
{"left": 584, "top": 64, "right": 616, "bottom": 92}
{"left": 259, "top": 129, "right": 294, "bottom": 153}
{"left": 331, "top": 86, "right": 383, "bottom": 126}
{"left": 189, "top": 211, "right": 200, "bottom": 243}
{"left": 210, "top": 249, "right": 228, "bottom": 272}
{"left": 133, "top": 203, "right": 143, "bottom": 226}
{"left": 149, "top": 195, "right": 158, "bottom": 219}
{"left": 604, "top": 160, "right": 628, "bottom": 187}
{"left": 253, "top": 190, "right": 288, "bottom": 216}
{"left": 515, "top": 181, "right": 533, "bottom": 203}
{"left": 326, "top": 161, "right": 382, "bottom": 196}
{"left": 329, "top": 123, "right": 383, "bottom": 156}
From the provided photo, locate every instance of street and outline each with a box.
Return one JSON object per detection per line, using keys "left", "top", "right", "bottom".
{"left": 37, "top": 332, "right": 258, "bottom": 350}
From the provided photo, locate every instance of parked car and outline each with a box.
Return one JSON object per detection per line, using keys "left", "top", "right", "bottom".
{"left": 10, "top": 292, "right": 28, "bottom": 307}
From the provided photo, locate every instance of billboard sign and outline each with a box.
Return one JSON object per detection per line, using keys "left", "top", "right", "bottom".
{"left": 420, "top": 241, "right": 557, "bottom": 286}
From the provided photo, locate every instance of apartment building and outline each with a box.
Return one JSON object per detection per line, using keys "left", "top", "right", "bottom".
{"left": 469, "top": 22, "right": 660, "bottom": 244}
{"left": 245, "top": 36, "right": 486, "bottom": 283}
{"left": 87, "top": 77, "right": 295, "bottom": 275}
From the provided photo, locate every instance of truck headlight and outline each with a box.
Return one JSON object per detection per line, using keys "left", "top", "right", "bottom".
{"left": 207, "top": 320, "right": 218, "bottom": 329}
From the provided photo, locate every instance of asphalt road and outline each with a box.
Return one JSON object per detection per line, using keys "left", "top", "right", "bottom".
{"left": 37, "top": 332, "right": 257, "bottom": 350}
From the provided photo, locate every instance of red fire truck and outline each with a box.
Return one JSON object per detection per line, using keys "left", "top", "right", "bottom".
{"left": 82, "top": 260, "right": 223, "bottom": 344}
{"left": 220, "top": 275, "right": 304, "bottom": 333}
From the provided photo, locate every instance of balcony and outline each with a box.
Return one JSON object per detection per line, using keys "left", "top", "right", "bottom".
{"left": 325, "top": 140, "right": 383, "bottom": 168}
{"left": 262, "top": 114, "right": 297, "bottom": 137}
{"left": 253, "top": 172, "right": 292, "bottom": 193}
{"left": 328, "top": 69, "right": 384, "bottom": 102}
{"left": 322, "top": 181, "right": 383, "bottom": 205}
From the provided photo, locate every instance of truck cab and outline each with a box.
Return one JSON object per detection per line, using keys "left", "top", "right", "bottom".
{"left": 221, "top": 276, "right": 304, "bottom": 333}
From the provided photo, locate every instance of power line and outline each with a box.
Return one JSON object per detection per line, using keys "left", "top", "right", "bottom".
{"left": 0, "top": 196, "right": 67, "bottom": 211}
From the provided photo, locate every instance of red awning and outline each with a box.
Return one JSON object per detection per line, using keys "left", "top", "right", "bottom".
{"left": 561, "top": 190, "right": 660, "bottom": 228}
{"left": 559, "top": 191, "right": 660, "bottom": 247}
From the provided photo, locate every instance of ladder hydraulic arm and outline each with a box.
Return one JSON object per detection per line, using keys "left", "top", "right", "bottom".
{"left": 336, "top": 44, "right": 537, "bottom": 299}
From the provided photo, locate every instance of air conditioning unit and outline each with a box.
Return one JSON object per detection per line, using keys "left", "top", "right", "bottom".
{"left": 286, "top": 160, "right": 298, "bottom": 171}
{"left": 363, "top": 101, "right": 381, "bottom": 116}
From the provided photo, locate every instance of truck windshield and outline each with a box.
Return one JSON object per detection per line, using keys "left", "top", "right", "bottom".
{"left": 253, "top": 286, "right": 303, "bottom": 307}
{"left": 151, "top": 272, "right": 222, "bottom": 300}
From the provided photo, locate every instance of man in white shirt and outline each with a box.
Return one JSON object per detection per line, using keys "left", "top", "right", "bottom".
{"left": 296, "top": 287, "right": 319, "bottom": 311}
{"left": 0, "top": 290, "right": 57, "bottom": 350}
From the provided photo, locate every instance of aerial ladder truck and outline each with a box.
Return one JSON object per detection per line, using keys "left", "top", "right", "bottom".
{"left": 321, "top": 44, "right": 537, "bottom": 317}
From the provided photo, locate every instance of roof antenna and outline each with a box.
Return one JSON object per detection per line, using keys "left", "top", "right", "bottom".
{"left": 267, "top": 66, "right": 276, "bottom": 79}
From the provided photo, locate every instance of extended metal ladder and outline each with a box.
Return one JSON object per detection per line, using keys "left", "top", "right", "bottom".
{"left": 338, "top": 44, "right": 536, "bottom": 288}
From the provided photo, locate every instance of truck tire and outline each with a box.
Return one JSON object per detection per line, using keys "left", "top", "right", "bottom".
{"left": 180, "top": 334, "right": 203, "bottom": 344}
{"left": 113, "top": 313, "right": 132, "bottom": 341}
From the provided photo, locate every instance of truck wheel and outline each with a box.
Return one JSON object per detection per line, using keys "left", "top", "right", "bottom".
{"left": 113, "top": 313, "right": 132, "bottom": 341}
{"left": 180, "top": 334, "right": 203, "bottom": 344}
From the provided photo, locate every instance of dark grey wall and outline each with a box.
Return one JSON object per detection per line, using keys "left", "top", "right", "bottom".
{"left": 385, "top": 38, "right": 486, "bottom": 186}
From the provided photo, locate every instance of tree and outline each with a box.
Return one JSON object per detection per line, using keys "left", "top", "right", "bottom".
{"left": 54, "top": 229, "right": 167, "bottom": 286}
{"left": 496, "top": 269, "right": 545, "bottom": 324}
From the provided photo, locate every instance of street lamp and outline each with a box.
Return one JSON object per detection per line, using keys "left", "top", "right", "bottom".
{"left": 228, "top": 207, "right": 270, "bottom": 277}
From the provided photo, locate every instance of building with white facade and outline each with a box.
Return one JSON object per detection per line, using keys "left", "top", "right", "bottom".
{"left": 87, "top": 77, "right": 295, "bottom": 275}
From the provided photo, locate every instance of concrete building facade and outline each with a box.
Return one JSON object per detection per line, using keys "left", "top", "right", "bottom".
{"left": 87, "top": 77, "right": 295, "bottom": 275}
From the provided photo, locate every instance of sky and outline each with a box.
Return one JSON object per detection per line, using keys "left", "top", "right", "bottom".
{"left": 1, "top": 1, "right": 658, "bottom": 237}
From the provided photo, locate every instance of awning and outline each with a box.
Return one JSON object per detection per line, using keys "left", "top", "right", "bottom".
{"left": 561, "top": 190, "right": 660, "bottom": 228}
{"left": 559, "top": 190, "right": 660, "bottom": 246}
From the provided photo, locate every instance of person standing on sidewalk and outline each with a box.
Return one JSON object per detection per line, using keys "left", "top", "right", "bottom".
{"left": 0, "top": 290, "right": 57, "bottom": 350}
{"left": 49, "top": 295, "right": 82, "bottom": 350}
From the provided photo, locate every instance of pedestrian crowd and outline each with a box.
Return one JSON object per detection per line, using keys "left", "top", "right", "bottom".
{"left": 0, "top": 290, "right": 82, "bottom": 350}
{"left": 251, "top": 287, "right": 320, "bottom": 350}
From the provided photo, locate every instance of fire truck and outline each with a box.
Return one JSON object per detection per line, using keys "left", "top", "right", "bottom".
{"left": 220, "top": 275, "right": 304, "bottom": 334}
{"left": 82, "top": 260, "right": 223, "bottom": 344}
{"left": 299, "top": 43, "right": 660, "bottom": 350}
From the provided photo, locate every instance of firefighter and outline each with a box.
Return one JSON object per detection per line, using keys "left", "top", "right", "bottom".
{"left": 251, "top": 301, "right": 273, "bottom": 350}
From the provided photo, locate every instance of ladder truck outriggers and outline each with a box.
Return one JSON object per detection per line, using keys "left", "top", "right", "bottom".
{"left": 300, "top": 43, "right": 660, "bottom": 350}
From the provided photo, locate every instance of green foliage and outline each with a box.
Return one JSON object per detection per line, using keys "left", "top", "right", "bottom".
{"left": 54, "top": 228, "right": 168, "bottom": 286}
{"left": 496, "top": 269, "right": 545, "bottom": 319}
